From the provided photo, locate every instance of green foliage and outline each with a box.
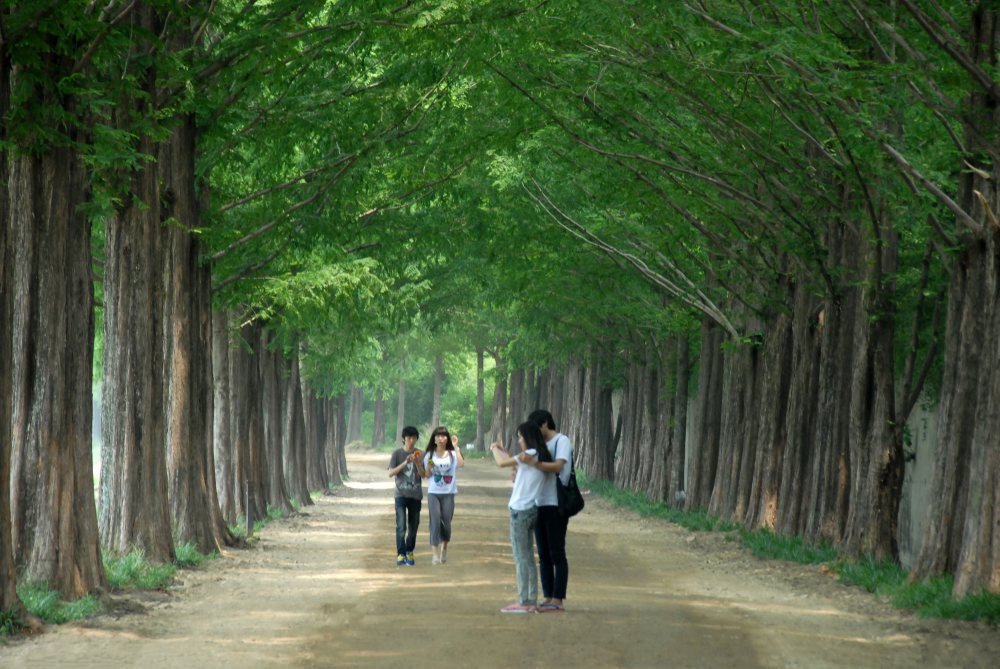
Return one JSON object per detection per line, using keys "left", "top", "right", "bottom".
{"left": 16, "top": 584, "right": 102, "bottom": 625}
{"left": 174, "top": 543, "right": 216, "bottom": 568}
{"left": 738, "top": 528, "right": 837, "bottom": 564}
{"left": 832, "top": 556, "right": 1000, "bottom": 624}
{"left": 104, "top": 549, "right": 177, "bottom": 591}
{"left": 581, "top": 472, "right": 738, "bottom": 532}
{"left": 0, "top": 608, "right": 24, "bottom": 636}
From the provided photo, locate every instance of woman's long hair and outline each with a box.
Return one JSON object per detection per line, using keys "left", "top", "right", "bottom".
{"left": 425, "top": 426, "right": 453, "bottom": 456}
{"left": 517, "top": 421, "right": 553, "bottom": 462}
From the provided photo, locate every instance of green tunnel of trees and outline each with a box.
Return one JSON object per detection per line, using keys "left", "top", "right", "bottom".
{"left": 2, "top": 1, "right": 999, "bottom": 620}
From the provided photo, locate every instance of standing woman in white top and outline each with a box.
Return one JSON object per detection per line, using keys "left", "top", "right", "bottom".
{"left": 491, "top": 422, "right": 552, "bottom": 613}
{"left": 422, "top": 426, "right": 465, "bottom": 565}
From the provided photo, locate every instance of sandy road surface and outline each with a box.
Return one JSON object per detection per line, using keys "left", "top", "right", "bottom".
{"left": 2, "top": 451, "right": 997, "bottom": 669}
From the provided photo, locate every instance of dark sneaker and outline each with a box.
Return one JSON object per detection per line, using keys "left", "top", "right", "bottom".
{"left": 405, "top": 553, "right": 415, "bottom": 566}
{"left": 396, "top": 554, "right": 406, "bottom": 566}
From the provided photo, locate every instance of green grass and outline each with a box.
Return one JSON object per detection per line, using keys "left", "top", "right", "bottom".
{"left": 104, "top": 549, "right": 177, "bottom": 590}
{"left": 175, "top": 542, "right": 216, "bottom": 568}
{"left": 739, "top": 528, "right": 838, "bottom": 564}
{"left": 832, "top": 556, "right": 1000, "bottom": 624}
{"left": 17, "top": 583, "right": 102, "bottom": 624}
{"left": 580, "top": 473, "right": 738, "bottom": 532}
{"left": 588, "top": 476, "right": 1000, "bottom": 625}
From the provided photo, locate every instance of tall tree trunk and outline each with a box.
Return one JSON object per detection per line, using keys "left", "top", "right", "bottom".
{"left": 162, "top": 114, "right": 232, "bottom": 553}
{"left": 371, "top": 388, "right": 386, "bottom": 448}
{"left": 99, "top": 86, "right": 174, "bottom": 564}
{"left": 432, "top": 353, "right": 443, "bottom": 427}
{"left": 670, "top": 334, "right": 690, "bottom": 504}
{"left": 505, "top": 368, "right": 526, "bottom": 450}
{"left": 260, "top": 333, "right": 293, "bottom": 514}
{"left": 6, "top": 146, "right": 105, "bottom": 595}
{"left": 331, "top": 393, "right": 348, "bottom": 483}
{"left": 0, "top": 36, "right": 23, "bottom": 617}
{"left": 0, "top": 92, "right": 24, "bottom": 619}
{"left": 396, "top": 355, "right": 406, "bottom": 441}
{"left": 283, "top": 356, "right": 312, "bottom": 508}
{"left": 230, "top": 320, "right": 267, "bottom": 526}
{"left": 688, "top": 322, "right": 724, "bottom": 510}
{"left": 212, "top": 310, "right": 236, "bottom": 522}
{"left": 488, "top": 356, "right": 508, "bottom": 444}
{"left": 346, "top": 384, "right": 363, "bottom": 444}
{"left": 911, "top": 4, "right": 1000, "bottom": 598}
{"left": 304, "top": 388, "right": 330, "bottom": 492}
{"left": 475, "top": 348, "right": 486, "bottom": 450}
{"left": 776, "top": 285, "right": 823, "bottom": 537}
{"left": 746, "top": 312, "right": 793, "bottom": 529}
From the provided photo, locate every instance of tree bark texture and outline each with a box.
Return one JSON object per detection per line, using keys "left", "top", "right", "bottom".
{"left": 229, "top": 320, "right": 268, "bottom": 526}
{"left": 432, "top": 353, "right": 443, "bottom": 428}
{"left": 260, "top": 333, "right": 293, "bottom": 514}
{"left": 162, "top": 114, "right": 232, "bottom": 553}
{"left": 910, "top": 1, "right": 1000, "bottom": 597}
{"left": 4, "top": 71, "right": 105, "bottom": 600}
{"left": 371, "top": 388, "right": 386, "bottom": 448}
{"left": 0, "top": 41, "right": 24, "bottom": 614}
{"left": 283, "top": 355, "right": 312, "bottom": 508}
{"left": 396, "top": 359, "right": 406, "bottom": 441}
{"left": 488, "top": 359, "right": 508, "bottom": 445}
{"left": 475, "top": 348, "right": 486, "bottom": 450}
{"left": 688, "top": 322, "right": 724, "bottom": 510}
{"left": 346, "top": 384, "right": 363, "bottom": 444}
{"left": 304, "top": 388, "right": 330, "bottom": 492}
{"left": 212, "top": 311, "right": 236, "bottom": 522}
{"left": 98, "top": 5, "right": 175, "bottom": 566}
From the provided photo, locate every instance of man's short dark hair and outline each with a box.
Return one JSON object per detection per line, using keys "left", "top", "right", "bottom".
{"left": 401, "top": 426, "right": 419, "bottom": 439}
{"left": 528, "top": 409, "right": 556, "bottom": 431}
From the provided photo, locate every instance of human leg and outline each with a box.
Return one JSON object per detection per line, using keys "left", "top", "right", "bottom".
{"left": 438, "top": 494, "right": 455, "bottom": 562}
{"left": 548, "top": 511, "right": 569, "bottom": 602}
{"left": 535, "top": 505, "right": 556, "bottom": 601}
{"left": 404, "top": 498, "right": 421, "bottom": 554}
{"left": 427, "top": 494, "right": 443, "bottom": 564}
{"left": 510, "top": 507, "right": 538, "bottom": 606}
{"left": 394, "top": 497, "right": 407, "bottom": 557}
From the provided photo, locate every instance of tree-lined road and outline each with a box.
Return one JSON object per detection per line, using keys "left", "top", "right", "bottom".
{"left": 4, "top": 452, "right": 996, "bottom": 669}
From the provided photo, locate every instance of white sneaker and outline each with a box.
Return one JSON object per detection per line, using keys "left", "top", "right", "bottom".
{"left": 432, "top": 554, "right": 441, "bottom": 565}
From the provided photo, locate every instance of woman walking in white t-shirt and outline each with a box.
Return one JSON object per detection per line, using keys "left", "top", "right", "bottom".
{"left": 491, "top": 422, "right": 552, "bottom": 613}
{"left": 423, "top": 426, "right": 465, "bottom": 565}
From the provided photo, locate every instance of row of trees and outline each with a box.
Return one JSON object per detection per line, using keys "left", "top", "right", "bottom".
{"left": 474, "top": 1, "right": 999, "bottom": 598}
{"left": 2, "top": 0, "right": 998, "bottom": 625}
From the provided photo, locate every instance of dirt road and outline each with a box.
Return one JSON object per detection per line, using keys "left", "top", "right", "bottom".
{"left": 2, "top": 451, "right": 997, "bottom": 668}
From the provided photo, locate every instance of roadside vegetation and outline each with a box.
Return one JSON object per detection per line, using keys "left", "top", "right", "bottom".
{"left": 583, "top": 473, "right": 1000, "bottom": 625}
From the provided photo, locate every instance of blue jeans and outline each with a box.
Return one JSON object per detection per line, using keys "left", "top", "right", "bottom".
{"left": 395, "top": 496, "right": 421, "bottom": 555}
{"left": 535, "top": 505, "right": 568, "bottom": 600}
{"left": 510, "top": 507, "right": 538, "bottom": 605}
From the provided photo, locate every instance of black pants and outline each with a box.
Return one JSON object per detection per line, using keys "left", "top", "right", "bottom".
{"left": 535, "top": 505, "right": 569, "bottom": 599}
{"left": 395, "top": 496, "right": 421, "bottom": 555}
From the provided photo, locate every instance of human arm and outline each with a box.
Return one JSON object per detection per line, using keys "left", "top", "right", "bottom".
{"left": 490, "top": 442, "right": 518, "bottom": 468}
{"left": 519, "top": 453, "right": 567, "bottom": 474}
{"left": 454, "top": 443, "right": 465, "bottom": 467}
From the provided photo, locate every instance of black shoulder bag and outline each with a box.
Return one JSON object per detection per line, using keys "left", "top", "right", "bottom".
{"left": 554, "top": 437, "right": 585, "bottom": 519}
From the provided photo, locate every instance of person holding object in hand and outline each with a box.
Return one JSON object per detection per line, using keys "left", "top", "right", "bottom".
{"left": 387, "top": 426, "right": 425, "bottom": 566}
{"left": 491, "top": 422, "right": 552, "bottom": 613}
{"left": 423, "top": 426, "right": 465, "bottom": 565}
{"left": 520, "top": 409, "right": 573, "bottom": 612}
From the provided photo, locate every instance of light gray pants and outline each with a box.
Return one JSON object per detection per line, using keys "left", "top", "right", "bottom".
{"left": 428, "top": 493, "right": 455, "bottom": 546}
{"left": 510, "top": 507, "right": 538, "bottom": 605}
